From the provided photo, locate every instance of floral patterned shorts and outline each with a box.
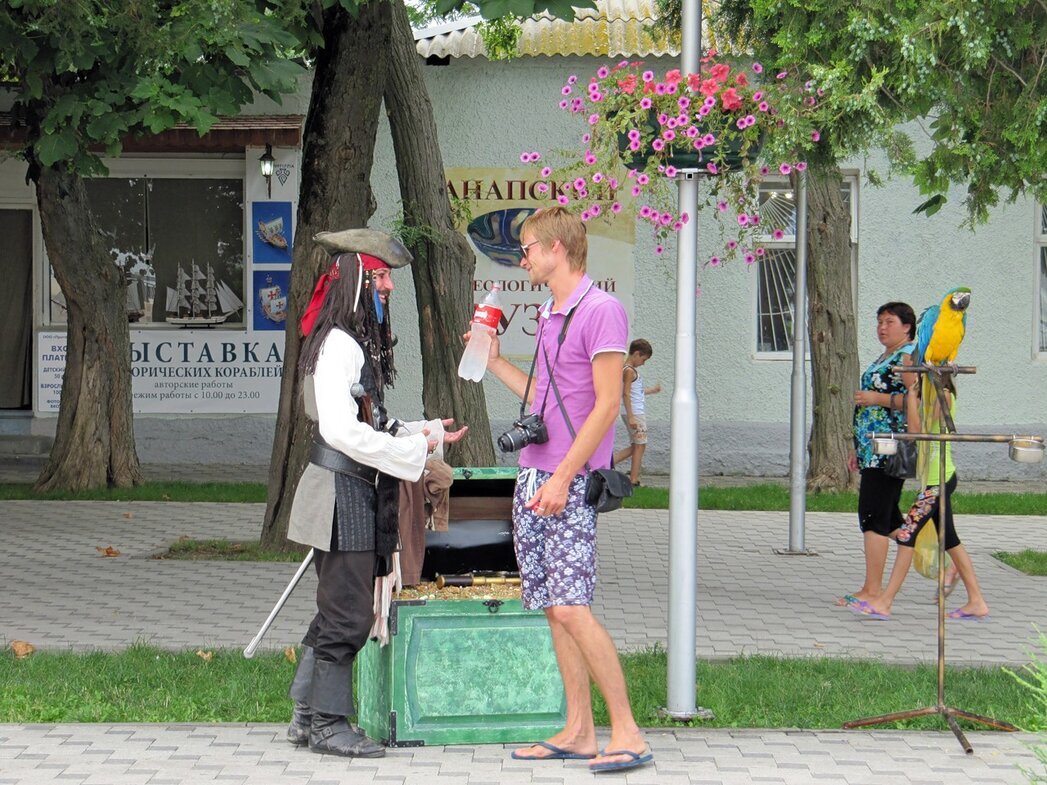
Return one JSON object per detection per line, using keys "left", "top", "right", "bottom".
{"left": 512, "top": 468, "right": 597, "bottom": 611}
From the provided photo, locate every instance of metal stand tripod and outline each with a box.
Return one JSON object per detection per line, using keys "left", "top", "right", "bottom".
{"left": 843, "top": 364, "right": 1022, "bottom": 753}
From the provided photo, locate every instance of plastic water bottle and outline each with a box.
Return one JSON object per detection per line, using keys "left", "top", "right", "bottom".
{"left": 457, "top": 285, "right": 503, "bottom": 382}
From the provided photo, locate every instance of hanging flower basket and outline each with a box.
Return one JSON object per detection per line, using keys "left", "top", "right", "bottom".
{"left": 616, "top": 110, "right": 764, "bottom": 172}
{"left": 522, "top": 56, "right": 823, "bottom": 264}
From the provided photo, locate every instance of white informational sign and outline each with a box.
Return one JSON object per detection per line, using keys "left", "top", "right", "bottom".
{"left": 445, "top": 167, "right": 636, "bottom": 361}
{"left": 36, "top": 329, "right": 286, "bottom": 414}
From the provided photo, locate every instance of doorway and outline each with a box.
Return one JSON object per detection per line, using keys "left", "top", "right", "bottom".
{"left": 0, "top": 209, "right": 33, "bottom": 409}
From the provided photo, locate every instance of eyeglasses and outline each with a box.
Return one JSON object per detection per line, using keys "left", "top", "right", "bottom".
{"left": 520, "top": 241, "right": 539, "bottom": 259}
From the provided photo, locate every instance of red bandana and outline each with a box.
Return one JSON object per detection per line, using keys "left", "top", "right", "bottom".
{"left": 359, "top": 253, "right": 390, "bottom": 272}
{"left": 300, "top": 259, "right": 340, "bottom": 337}
{"left": 300, "top": 254, "right": 391, "bottom": 336}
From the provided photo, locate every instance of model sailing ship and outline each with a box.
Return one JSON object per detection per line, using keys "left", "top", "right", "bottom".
{"left": 165, "top": 262, "right": 244, "bottom": 327}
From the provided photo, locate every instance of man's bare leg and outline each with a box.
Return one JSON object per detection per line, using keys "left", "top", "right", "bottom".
{"left": 546, "top": 606, "right": 646, "bottom": 769}
{"left": 512, "top": 612, "right": 599, "bottom": 758}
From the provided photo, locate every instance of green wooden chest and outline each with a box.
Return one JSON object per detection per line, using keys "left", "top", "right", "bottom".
{"left": 357, "top": 598, "right": 566, "bottom": 746}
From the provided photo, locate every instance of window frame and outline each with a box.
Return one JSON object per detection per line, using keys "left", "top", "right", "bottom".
{"left": 752, "top": 173, "right": 859, "bottom": 360}
{"left": 42, "top": 157, "right": 247, "bottom": 329}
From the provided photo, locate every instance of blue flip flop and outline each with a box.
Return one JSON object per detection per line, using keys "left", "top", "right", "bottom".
{"left": 849, "top": 602, "right": 890, "bottom": 621}
{"left": 590, "top": 749, "right": 654, "bottom": 773}
{"left": 947, "top": 609, "right": 991, "bottom": 622}
{"left": 511, "top": 741, "right": 596, "bottom": 760}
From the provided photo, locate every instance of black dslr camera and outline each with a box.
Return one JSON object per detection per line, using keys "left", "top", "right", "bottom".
{"left": 497, "top": 413, "right": 549, "bottom": 453}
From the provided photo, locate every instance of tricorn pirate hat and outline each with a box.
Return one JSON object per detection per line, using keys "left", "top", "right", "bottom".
{"left": 312, "top": 228, "right": 412, "bottom": 269}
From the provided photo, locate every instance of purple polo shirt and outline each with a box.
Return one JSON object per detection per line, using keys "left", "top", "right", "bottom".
{"left": 519, "top": 275, "right": 628, "bottom": 474}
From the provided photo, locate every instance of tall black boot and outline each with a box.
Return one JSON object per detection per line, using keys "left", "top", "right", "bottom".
{"left": 308, "top": 658, "right": 385, "bottom": 758}
{"left": 286, "top": 646, "right": 315, "bottom": 747}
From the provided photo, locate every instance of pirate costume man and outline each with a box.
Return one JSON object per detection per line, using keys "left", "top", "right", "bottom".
{"left": 284, "top": 228, "right": 435, "bottom": 757}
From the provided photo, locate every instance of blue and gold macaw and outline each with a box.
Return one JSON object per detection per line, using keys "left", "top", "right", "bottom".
{"left": 914, "top": 287, "right": 971, "bottom": 481}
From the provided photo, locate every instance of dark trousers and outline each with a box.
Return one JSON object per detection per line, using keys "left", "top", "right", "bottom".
{"left": 303, "top": 549, "right": 375, "bottom": 666}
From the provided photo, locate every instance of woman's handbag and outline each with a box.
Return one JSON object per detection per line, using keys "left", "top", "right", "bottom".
{"left": 882, "top": 411, "right": 916, "bottom": 479}
{"left": 883, "top": 439, "right": 917, "bottom": 479}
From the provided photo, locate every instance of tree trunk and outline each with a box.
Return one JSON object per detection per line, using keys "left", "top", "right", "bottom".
{"left": 805, "top": 164, "right": 859, "bottom": 492}
{"left": 33, "top": 167, "right": 142, "bottom": 491}
{"left": 384, "top": 0, "right": 496, "bottom": 468}
{"left": 259, "top": 1, "right": 392, "bottom": 549}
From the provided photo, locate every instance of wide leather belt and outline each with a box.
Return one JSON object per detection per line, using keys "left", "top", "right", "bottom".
{"left": 309, "top": 441, "right": 378, "bottom": 484}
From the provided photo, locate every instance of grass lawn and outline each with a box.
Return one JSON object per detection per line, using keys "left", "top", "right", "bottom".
{"left": 995, "top": 549, "right": 1047, "bottom": 576}
{"left": 1, "top": 645, "right": 1040, "bottom": 731}
{"left": 3, "top": 481, "right": 1047, "bottom": 516}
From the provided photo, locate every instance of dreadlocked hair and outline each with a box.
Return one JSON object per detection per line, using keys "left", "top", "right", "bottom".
{"left": 298, "top": 252, "right": 397, "bottom": 392}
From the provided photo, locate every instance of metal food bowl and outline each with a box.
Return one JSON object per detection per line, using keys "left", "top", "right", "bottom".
{"left": 1008, "top": 438, "right": 1045, "bottom": 464}
{"left": 872, "top": 435, "right": 899, "bottom": 455}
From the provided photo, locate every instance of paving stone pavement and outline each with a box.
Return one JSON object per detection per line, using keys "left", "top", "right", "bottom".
{"left": 1, "top": 499, "right": 1044, "bottom": 784}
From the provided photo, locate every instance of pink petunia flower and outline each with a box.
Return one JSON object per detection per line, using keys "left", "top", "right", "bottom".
{"left": 707, "top": 162, "right": 718, "bottom": 174}
{"left": 540, "top": 166, "right": 552, "bottom": 177}
{"left": 779, "top": 163, "right": 792, "bottom": 175}
{"left": 640, "top": 97, "right": 653, "bottom": 109}
{"left": 752, "top": 62, "right": 763, "bottom": 74}
{"left": 611, "top": 202, "right": 622, "bottom": 213}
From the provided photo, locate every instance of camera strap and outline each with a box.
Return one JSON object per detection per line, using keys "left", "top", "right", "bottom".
{"left": 535, "top": 289, "right": 616, "bottom": 473}
{"left": 518, "top": 291, "right": 584, "bottom": 422}
{"left": 543, "top": 343, "right": 610, "bottom": 474}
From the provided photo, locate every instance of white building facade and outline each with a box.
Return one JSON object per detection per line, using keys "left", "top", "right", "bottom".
{"left": 1, "top": 5, "right": 1044, "bottom": 480}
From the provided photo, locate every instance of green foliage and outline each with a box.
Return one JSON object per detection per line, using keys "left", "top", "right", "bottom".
{"left": 0, "top": 0, "right": 306, "bottom": 176}
{"left": 477, "top": 15, "right": 522, "bottom": 60}
{"left": 1005, "top": 630, "right": 1047, "bottom": 782}
{"left": 434, "top": 0, "right": 591, "bottom": 21}
{"left": 710, "top": 0, "right": 1047, "bottom": 224}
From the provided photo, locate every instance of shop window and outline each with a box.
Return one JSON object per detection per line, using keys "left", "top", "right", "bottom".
{"left": 755, "top": 178, "right": 857, "bottom": 355}
{"left": 48, "top": 177, "right": 244, "bottom": 326}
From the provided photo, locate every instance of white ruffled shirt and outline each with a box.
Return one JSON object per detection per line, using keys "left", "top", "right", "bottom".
{"left": 308, "top": 329, "right": 429, "bottom": 482}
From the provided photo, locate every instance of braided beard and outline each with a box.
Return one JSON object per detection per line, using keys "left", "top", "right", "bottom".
{"left": 352, "top": 276, "right": 397, "bottom": 395}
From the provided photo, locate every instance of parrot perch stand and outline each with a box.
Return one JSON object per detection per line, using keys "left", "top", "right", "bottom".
{"left": 844, "top": 364, "right": 1044, "bottom": 753}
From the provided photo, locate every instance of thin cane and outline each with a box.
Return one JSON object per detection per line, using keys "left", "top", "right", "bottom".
{"left": 243, "top": 549, "right": 314, "bottom": 658}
